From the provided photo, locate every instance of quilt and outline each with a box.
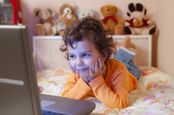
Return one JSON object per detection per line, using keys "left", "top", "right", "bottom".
{"left": 37, "top": 67, "right": 174, "bottom": 114}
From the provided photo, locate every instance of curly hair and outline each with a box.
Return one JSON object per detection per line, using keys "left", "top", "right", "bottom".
{"left": 60, "top": 17, "right": 115, "bottom": 61}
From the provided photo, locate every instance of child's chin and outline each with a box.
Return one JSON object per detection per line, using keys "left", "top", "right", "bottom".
{"left": 79, "top": 71, "right": 88, "bottom": 77}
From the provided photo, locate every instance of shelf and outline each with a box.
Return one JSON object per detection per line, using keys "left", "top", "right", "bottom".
{"left": 109, "top": 35, "right": 152, "bottom": 39}
{"left": 0, "top": 21, "right": 12, "bottom": 24}
{"left": 0, "top": 3, "right": 12, "bottom": 7}
{"left": 33, "top": 35, "right": 152, "bottom": 40}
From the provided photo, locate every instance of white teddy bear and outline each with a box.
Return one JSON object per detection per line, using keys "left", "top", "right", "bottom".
{"left": 78, "top": 9, "right": 96, "bottom": 20}
{"left": 124, "top": 3, "right": 156, "bottom": 35}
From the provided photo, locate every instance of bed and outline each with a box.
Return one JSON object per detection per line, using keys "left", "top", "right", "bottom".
{"left": 33, "top": 35, "right": 174, "bottom": 114}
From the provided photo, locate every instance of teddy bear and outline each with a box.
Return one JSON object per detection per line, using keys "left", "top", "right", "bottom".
{"left": 33, "top": 7, "right": 58, "bottom": 36}
{"left": 124, "top": 3, "right": 156, "bottom": 35}
{"left": 100, "top": 5, "right": 125, "bottom": 35}
{"left": 78, "top": 9, "right": 96, "bottom": 20}
{"left": 57, "top": 4, "right": 78, "bottom": 37}
{"left": 113, "top": 36, "right": 141, "bottom": 79}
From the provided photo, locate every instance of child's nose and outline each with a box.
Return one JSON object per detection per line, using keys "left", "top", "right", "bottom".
{"left": 76, "top": 58, "right": 84, "bottom": 65}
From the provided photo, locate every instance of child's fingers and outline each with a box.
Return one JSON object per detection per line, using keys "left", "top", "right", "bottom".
{"left": 89, "top": 68, "right": 93, "bottom": 77}
{"left": 94, "top": 62, "right": 98, "bottom": 73}
{"left": 98, "top": 57, "right": 103, "bottom": 69}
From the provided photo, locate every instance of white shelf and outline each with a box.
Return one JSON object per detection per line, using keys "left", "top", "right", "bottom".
{"left": 0, "top": 25, "right": 26, "bottom": 29}
{"left": 33, "top": 36, "right": 63, "bottom": 40}
{"left": 111, "top": 35, "right": 152, "bottom": 39}
{"left": 33, "top": 35, "right": 152, "bottom": 39}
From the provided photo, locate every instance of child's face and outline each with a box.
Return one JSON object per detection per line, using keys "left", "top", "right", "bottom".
{"left": 68, "top": 38, "right": 105, "bottom": 78}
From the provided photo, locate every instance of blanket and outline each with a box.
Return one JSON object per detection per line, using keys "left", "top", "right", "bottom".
{"left": 37, "top": 67, "right": 174, "bottom": 114}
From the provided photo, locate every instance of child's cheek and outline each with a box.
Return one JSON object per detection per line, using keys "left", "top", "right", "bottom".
{"left": 86, "top": 58, "right": 96, "bottom": 70}
{"left": 69, "top": 60, "right": 75, "bottom": 68}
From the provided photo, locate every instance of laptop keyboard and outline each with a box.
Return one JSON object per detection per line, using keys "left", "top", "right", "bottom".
{"left": 41, "top": 110, "right": 62, "bottom": 115}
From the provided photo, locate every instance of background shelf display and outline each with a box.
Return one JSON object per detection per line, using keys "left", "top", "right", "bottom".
{"left": 0, "top": 1, "right": 13, "bottom": 24}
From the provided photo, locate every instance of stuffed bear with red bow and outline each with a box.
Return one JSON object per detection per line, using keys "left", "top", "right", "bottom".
{"left": 100, "top": 5, "right": 125, "bottom": 35}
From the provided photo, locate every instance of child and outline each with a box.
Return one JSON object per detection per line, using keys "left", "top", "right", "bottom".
{"left": 60, "top": 17, "right": 137, "bottom": 109}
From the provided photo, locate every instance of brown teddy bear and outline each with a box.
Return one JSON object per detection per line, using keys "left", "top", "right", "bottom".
{"left": 100, "top": 5, "right": 125, "bottom": 35}
{"left": 58, "top": 4, "right": 77, "bottom": 36}
{"left": 33, "top": 8, "right": 58, "bottom": 36}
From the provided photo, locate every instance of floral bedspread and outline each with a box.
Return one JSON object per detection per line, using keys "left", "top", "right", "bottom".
{"left": 37, "top": 67, "right": 174, "bottom": 115}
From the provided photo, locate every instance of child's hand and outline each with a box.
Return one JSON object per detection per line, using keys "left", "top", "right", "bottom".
{"left": 87, "top": 57, "right": 106, "bottom": 82}
{"left": 68, "top": 57, "right": 106, "bottom": 83}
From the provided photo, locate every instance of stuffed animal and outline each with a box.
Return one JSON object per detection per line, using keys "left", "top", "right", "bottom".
{"left": 78, "top": 9, "right": 96, "bottom": 20}
{"left": 33, "top": 8, "right": 58, "bottom": 36}
{"left": 100, "top": 5, "right": 125, "bottom": 35}
{"left": 124, "top": 3, "right": 156, "bottom": 35}
{"left": 58, "top": 4, "right": 77, "bottom": 36}
{"left": 113, "top": 36, "right": 141, "bottom": 79}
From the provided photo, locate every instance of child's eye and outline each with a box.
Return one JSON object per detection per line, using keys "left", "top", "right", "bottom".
{"left": 69, "top": 54, "right": 76, "bottom": 59}
{"left": 82, "top": 53, "right": 91, "bottom": 58}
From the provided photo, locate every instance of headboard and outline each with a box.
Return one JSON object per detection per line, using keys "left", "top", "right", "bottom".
{"left": 33, "top": 35, "right": 152, "bottom": 70}
{"left": 112, "top": 35, "right": 152, "bottom": 67}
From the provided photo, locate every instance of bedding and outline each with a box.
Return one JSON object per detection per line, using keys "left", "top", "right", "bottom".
{"left": 36, "top": 67, "right": 174, "bottom": 114}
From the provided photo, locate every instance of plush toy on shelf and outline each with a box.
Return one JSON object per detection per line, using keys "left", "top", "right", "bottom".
{"left": 78, "top": 9, "right": 96, "bottom": 20}
{"left": 100, "top": 5, "right": 125, "bottom": 35}
{"left": 124, "top": 3, "right": 156, "bottom": 35}
{"left": 33, "top": 8, "right": 58, "bottom": 36}
{"left": 58, "top": 4, "right": 77, "bottom": 37}
{"left": 113, "top": 36, "right": 141, "bottom": 79}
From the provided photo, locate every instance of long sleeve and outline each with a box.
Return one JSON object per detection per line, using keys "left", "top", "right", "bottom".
{"left": 61, "top": 72, "right": 91, "bottom": 99}
{"left": 61, "top": 59, "right": 137, "bottom": 109}
{"left": 88, "top": 60, "right": 137, "bottom": 109}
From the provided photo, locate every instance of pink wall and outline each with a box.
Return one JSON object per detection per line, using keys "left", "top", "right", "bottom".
{"left": 20, "top": 0, "right": 157, "bottom": 40}
{"left": 20, "top": 0, "right": 174, "bottom": 77}
{"left": 155, "top": 0, "right": 174, "bottom": 76}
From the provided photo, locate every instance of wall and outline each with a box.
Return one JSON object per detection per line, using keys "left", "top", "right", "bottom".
{"left": 20, "top": 0, "right": 174, "bottom": 76}
{"left": 21, "top": 0, "right": 157, "bottom": 40}
{"left": 155, "top": 0, "right": 174, "bottom": 76}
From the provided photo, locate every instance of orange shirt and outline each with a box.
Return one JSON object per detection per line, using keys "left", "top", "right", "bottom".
{"left": 61, "top": 59, "right": 137, "bottom": 109}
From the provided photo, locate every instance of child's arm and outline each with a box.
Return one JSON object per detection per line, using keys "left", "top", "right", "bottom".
{"left": 61, "top": 72, "right": 92, "bottom": 99}
{"left": 88, "top": 64, "right": 137, "bottom": 109}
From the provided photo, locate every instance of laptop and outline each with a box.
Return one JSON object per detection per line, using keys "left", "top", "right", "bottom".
{"left": 0, "top": 25, "right": 95, "bottom": 115}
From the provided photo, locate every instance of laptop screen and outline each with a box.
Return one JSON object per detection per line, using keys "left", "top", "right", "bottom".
{"left": 0, "top": 25, "right": 41, "bottom": 115}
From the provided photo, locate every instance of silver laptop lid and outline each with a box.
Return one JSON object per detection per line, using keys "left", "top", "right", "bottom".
{"left": 0, "top": 25, "right": 41, "bottom": 115}
{"left": 41, "top": 94, "right": 96, "bottom": 115}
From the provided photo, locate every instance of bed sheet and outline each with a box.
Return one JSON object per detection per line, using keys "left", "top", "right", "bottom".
{"left": 36, "top": 67, "right": 174, "bottom": 115}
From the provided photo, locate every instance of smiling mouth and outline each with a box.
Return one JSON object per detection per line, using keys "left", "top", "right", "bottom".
{"left": 77, "top": 68, "right": 88, "bottom": 72}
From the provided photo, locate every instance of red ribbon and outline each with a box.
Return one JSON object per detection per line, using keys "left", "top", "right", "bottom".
{"left": 126, "top": 18, "right": 149, "bottom": 28}
{"left": 102, "top": 16, "right": 117, "bottom": 23}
